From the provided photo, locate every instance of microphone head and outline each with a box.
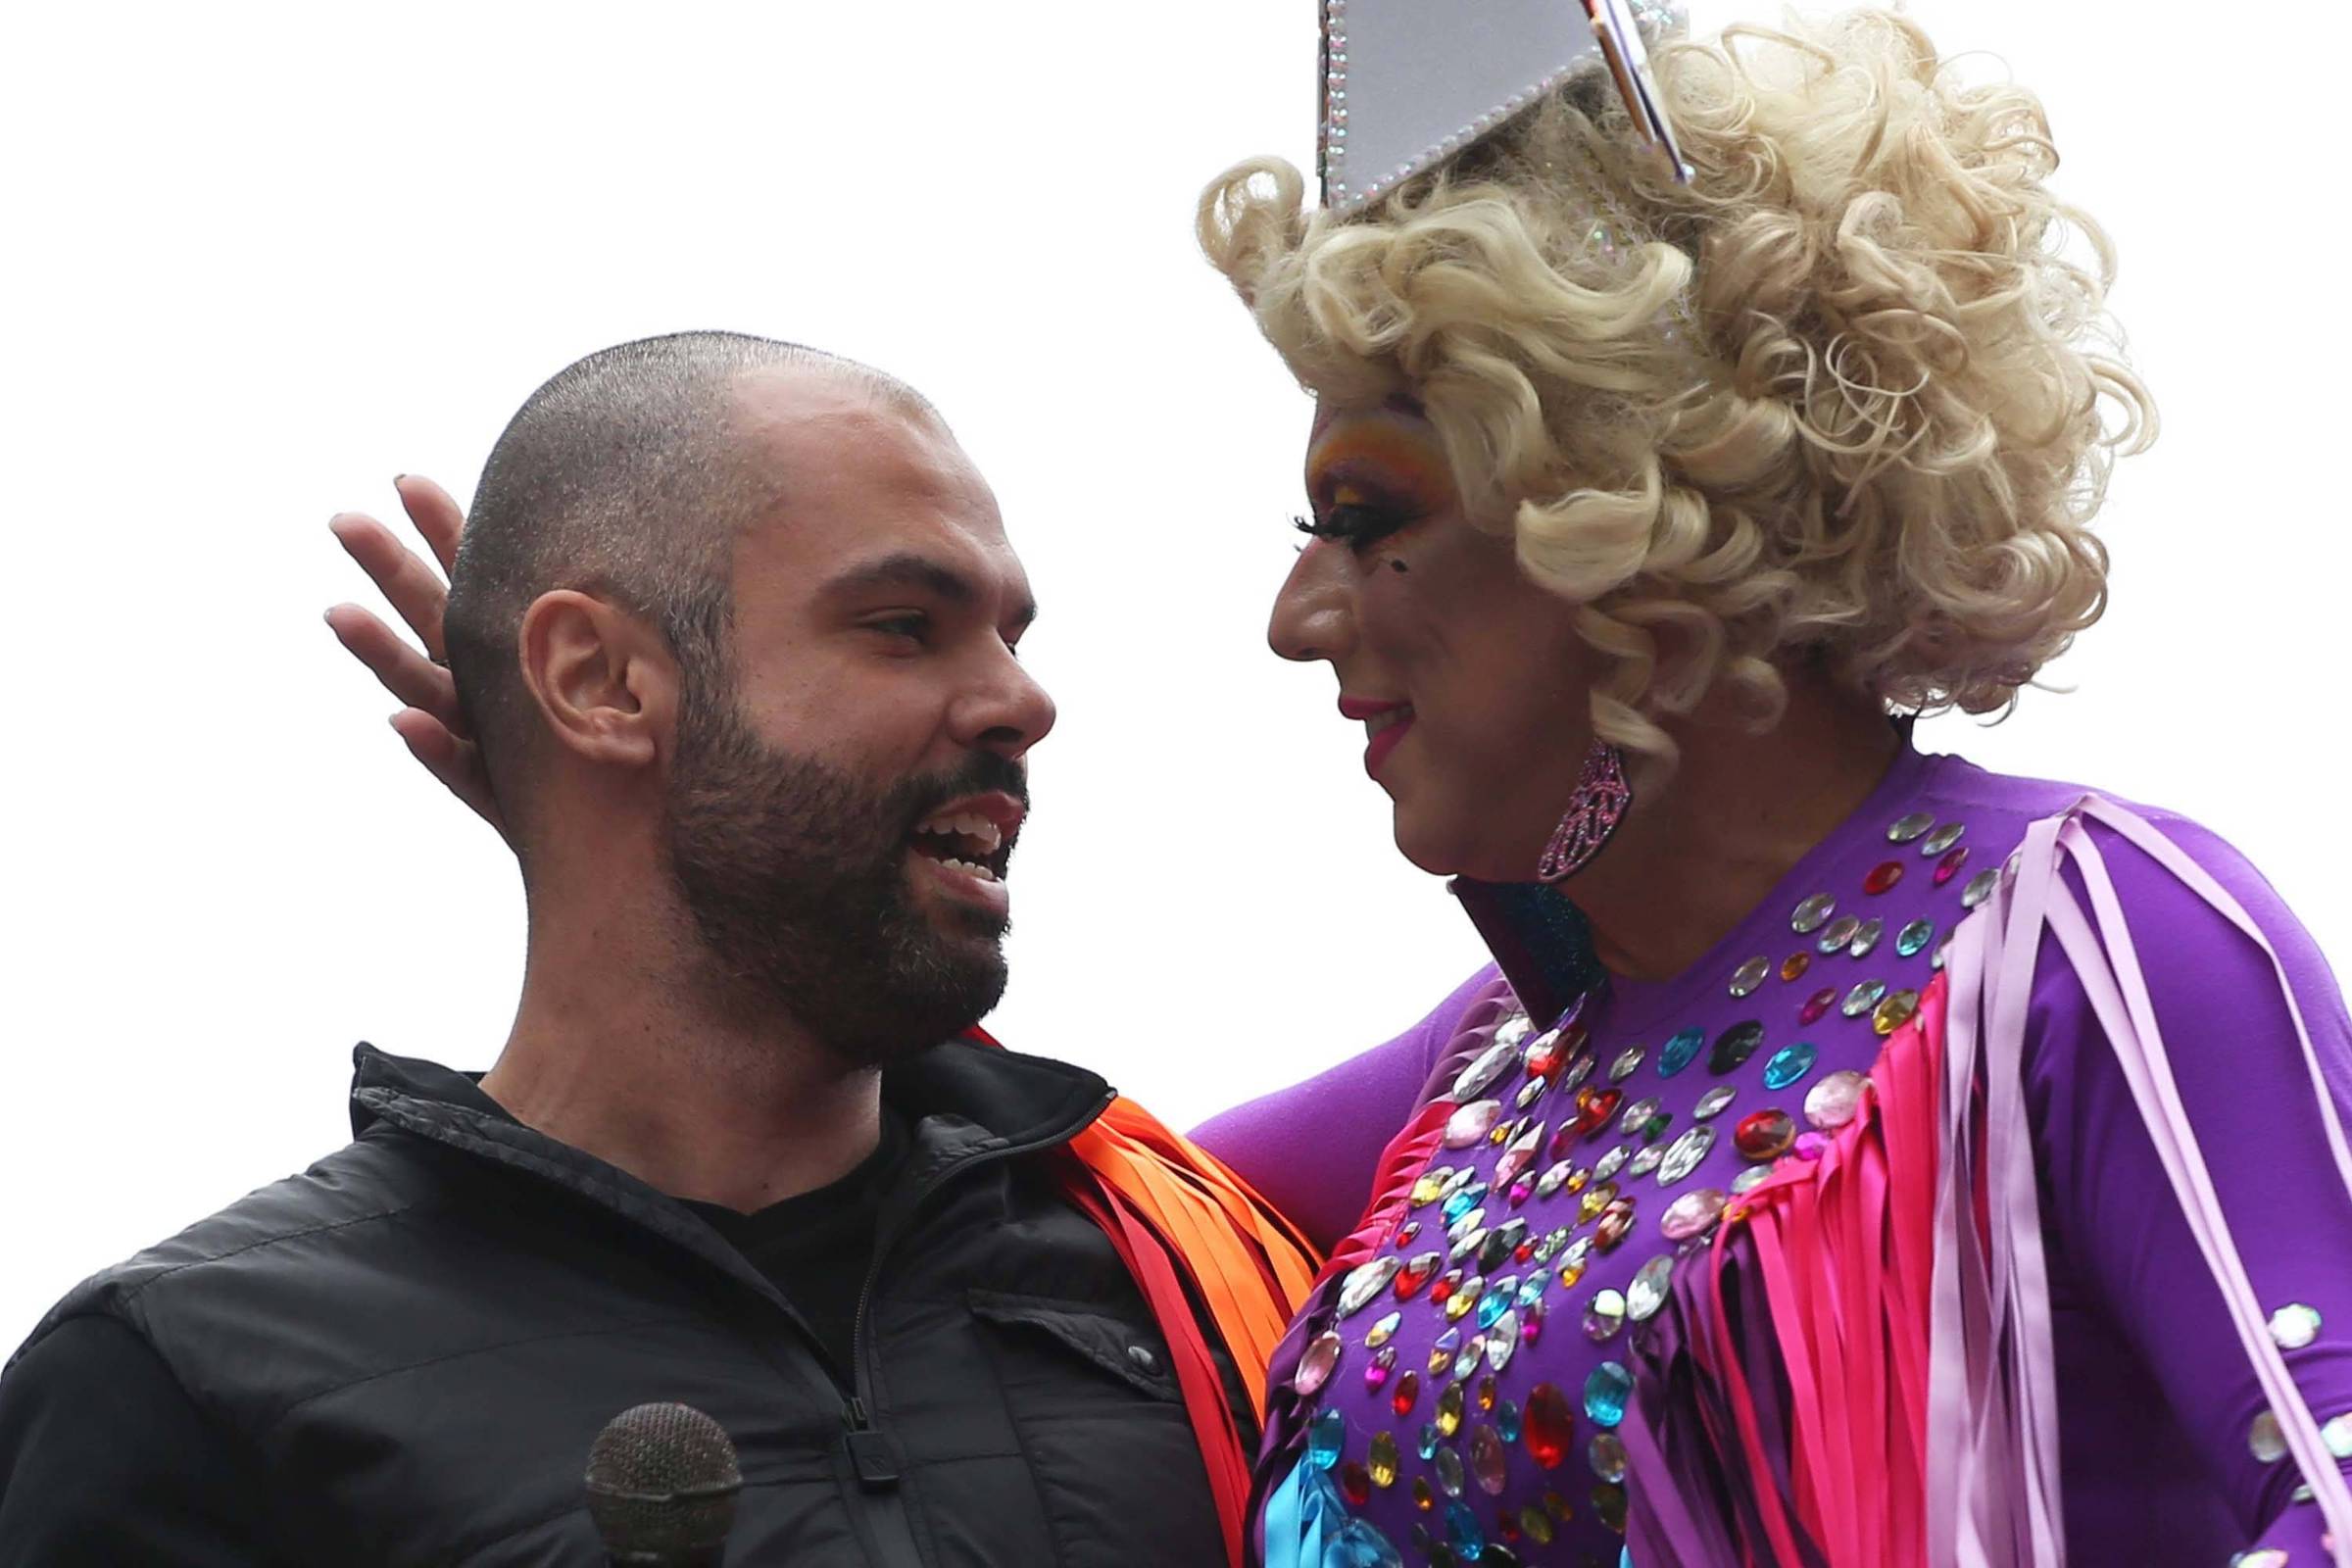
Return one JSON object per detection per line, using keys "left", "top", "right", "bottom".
{"left": 583, "top": 1402, "right": 742, "bottom": 1565}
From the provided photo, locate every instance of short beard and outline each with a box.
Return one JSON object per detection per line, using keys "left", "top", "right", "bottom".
{"left": 661, "top": 683, "right": 1022, "bottom": 1070}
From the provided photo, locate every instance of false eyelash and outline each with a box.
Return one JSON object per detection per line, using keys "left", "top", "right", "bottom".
{"left": 1293, "top": 503, "right": 1410, "bottom": 551}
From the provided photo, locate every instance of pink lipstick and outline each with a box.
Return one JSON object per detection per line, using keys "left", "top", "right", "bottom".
{"left": 1341, "top": 695, "right": 1416, "bottom": 778}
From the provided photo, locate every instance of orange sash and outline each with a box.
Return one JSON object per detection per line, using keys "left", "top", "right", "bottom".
{"left": 1064, "top": 1099, "right": 1323, "bottom": 1566}
{"left": 956, "top": 1027, "right": 1321, "bottom": 1564}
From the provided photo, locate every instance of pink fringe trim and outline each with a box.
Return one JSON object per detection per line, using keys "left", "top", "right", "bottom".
{"left": 1630, "top": 796, "right": 2352, "bottom": 1567}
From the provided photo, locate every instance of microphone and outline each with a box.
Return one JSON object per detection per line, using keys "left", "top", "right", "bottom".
{"left": 583, "top": 1401, "right": 743, "bottom": 1566}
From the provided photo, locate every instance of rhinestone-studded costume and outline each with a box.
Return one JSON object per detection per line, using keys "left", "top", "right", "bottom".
{"left": 1198, "top": 745, "right": 2352, "bottom": 1566}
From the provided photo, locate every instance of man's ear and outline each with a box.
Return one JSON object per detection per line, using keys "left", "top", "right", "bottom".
{"left": 515, "top": 590, "right": 679, "bottom": 771}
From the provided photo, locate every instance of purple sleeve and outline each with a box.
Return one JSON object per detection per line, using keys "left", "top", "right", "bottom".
{"left": 2027, "top": 813, "right": 2352, "bottom": 1556}
{"left": 1192, "top": 964, "right": 1501, "bottom": 1254}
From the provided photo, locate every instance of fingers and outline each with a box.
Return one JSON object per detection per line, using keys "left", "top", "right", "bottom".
{"left": 391, "top": 474, "right": 466, "bottom": 576}
{"left": 328, "top": 511, "right": 453, "bottom": 663}
{"left": 325, "top": 603, "right": 466, "bottom": 733}
{"left": 389, "top": 709, "right": 509, "bottom": 839}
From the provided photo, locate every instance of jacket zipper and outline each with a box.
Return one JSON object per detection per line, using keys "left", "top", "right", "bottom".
{"left": 835, "top": 1089, "right": 1116, "bottom": 1565}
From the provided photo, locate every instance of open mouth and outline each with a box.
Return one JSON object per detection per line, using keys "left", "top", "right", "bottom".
{"left": 906, "top": 808, "right": 1015, "bottom": 885}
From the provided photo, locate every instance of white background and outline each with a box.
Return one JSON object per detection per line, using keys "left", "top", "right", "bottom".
{"left": 5, "top": 1, "right": 2345, "bottom": 1349}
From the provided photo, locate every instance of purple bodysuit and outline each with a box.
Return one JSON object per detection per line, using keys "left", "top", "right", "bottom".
{"left": 1196, "top": 745, "right": 2352, "bottom": 1566}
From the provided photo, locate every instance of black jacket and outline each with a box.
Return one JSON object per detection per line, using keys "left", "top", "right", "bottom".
{"left": 0, "top": 1043, "right": 1241, "bottom": 1565}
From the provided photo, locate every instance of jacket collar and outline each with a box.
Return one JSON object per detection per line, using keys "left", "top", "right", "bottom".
{"left": 346, "top": 1037, "right": 1113, "bottom": 1306}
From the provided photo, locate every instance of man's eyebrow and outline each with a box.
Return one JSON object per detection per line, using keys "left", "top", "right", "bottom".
{"left": 825, "top": 552, "right": 1038, "bottom": 629}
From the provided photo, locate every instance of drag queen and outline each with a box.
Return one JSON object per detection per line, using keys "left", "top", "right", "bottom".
{"left": 1186, "top": 4, "right": 2352, "bottom": 1566}
{"left": 324, "top": 7, "right": 2352, "bottom": 1565}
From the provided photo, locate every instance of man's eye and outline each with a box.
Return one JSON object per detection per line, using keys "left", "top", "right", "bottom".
{"left": 869, "top": 614, "right": 930, "bottom": 643}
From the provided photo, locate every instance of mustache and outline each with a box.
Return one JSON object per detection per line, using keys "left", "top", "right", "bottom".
{"left": 901, "top": 752, "right": 1030, "bottom": 832}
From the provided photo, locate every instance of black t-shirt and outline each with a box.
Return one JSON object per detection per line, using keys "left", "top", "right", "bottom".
{"left": 682, "top": 1107, "right": 909, "bottom": 1385}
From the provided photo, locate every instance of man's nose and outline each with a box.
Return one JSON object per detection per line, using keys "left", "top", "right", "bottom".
{"left": 956, "top": 646, "right": 1057, "bottom": 760}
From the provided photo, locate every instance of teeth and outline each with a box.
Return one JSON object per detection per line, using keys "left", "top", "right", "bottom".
{"left": 937, "top": 858, "right": 999, "bottom": 883}
{"left": 917, "top": 811, "right": 1003, "bottom": 852}
{"left": 1364, "top": 707, "right": 1414, "bottom": 737}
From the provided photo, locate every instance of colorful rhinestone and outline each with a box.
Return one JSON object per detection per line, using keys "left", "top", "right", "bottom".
{"left": 1485, "top": 1310, "right": 1521, "bottom": 1372}
{"left": 1803, "top": 1070, "right": 1869, "bottom": 1131}
{"left": 2250, "top": 1410, "right": 2286, "bottom": 1463}
{"left": 1708, "top": 1020, "right": 1765, "bottom": 1074}
{"left": 1762, "top": 1041, "right": 1818, "bottom": 1089}
{"left": 1338, "top": 1255, "right": 1402, "bottom": 1317}
{"left": 1523, "top": 1031, "right": 1567, "bottom": 1083}
{"left": 1840, "top": 979, "right": 1887, "bottom": 1018}
{"left": 1848, "top": 916, "right": 1886, "bottom": 958}
{"left": 1734, "top": 1109, "right": 1796, "bottom": 1162}
{"left": 1657, "top": 1025, "right": 1705, "bottom": 1077}
{"left": 1470, "top": 1424, "right": 1509, "bottom": 1495}
{"left": 1729, "top": 956, "right": 1771, "bottom": 997}
{"left": 1446, "top": 1499, "right": 1484, "bottom": 1557}
{"left": 1293, "top": 1330, "right": 1342, "bottom": 1396}
{"left": 1452, "top": 1040, "right": 1519, "bottom": 1102}
{"left": 1369, "top": 1430, "right": 1401, "bottom": 1488}
{"left": 1308, "top": 1406, "right": 1346, "bottom": 1468}
{"left": 1494, "top": 1124, "right": 1544, "bottom": 1187}
{"left": 2269, "top": 1302, "right": 2323, "bottom": 1349}
{"left": 1896, "top": 917, "right": 1936, "bottom": 957}
{"left": 1523, "top": 1384, "right": 1574, "bottom": 1469}
{"left": 1584, "top": 1362, "right": 1633, "bottom": 1428}
{"left": 1573, "top": 1085, "right": 1624, "bottom": 1135}
{"left": 1627, "top": 1254, "right": 1673, "bottom": 1320}
{"left": 1818, "top": 915, "right": 1862, "bottom": 955}
{"left": 1659, "top": 1187, "right": 1727, "bottom": 1241}
{"left": 1444, "top": 1100, "right": 1503, "bottom": 1149}
{"left": 1873, "top": 988, "right": 1921, "bottom": 1036}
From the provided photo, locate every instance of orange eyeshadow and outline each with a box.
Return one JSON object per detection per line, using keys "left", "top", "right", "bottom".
{"left": 1306, "top": 417, "right": 1455, "bottom": 512}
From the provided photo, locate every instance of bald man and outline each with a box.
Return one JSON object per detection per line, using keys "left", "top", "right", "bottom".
{"left": 0, "top": 334, "right": 1301, "bottom": 1566}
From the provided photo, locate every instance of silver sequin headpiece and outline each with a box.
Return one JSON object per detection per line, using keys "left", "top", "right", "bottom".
{"left": 1320, "top": 0, "right": 1692, "bottom": 215}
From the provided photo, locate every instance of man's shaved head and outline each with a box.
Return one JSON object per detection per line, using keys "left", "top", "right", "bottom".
{"left": 445, "top": 330, "right": 938, "bottom": 834}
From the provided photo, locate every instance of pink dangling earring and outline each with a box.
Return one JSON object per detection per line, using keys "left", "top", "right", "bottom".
{"left": 1536, "top": 741, "right": 1632, "bottom": 883}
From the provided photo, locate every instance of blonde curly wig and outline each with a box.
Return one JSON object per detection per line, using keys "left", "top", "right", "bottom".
{"left": 1199, "top": 9, "right": 2154, "bottom": 764}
